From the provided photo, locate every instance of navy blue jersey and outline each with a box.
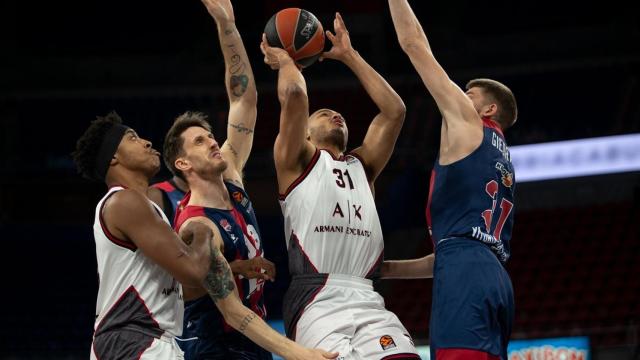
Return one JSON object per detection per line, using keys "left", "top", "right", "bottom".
{"left": 427, "top": 119, "right": 515, "bottom": 263}
{"left": 151, "top": 179, "right": 186, "bottom": 225}
{"left": 175, "top": 182, "right": 267, "bottom": 330}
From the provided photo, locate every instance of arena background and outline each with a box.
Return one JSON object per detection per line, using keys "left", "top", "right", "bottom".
{"left": 1, "top": 0, "right": 638, "bottom": 359}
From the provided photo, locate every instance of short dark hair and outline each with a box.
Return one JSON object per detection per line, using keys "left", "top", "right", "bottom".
{"left": 163, "top": 111, "right": 212, "bottom": 181}
{"left": 72, "top": 111, "right": 123, "bottom": 181}
{"left": 466, "top": 78, "right": 518, "bottom": 129}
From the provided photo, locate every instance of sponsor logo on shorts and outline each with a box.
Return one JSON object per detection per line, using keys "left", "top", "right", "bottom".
{"left": 379, "top": 335, "right": 397, "bottom": 351}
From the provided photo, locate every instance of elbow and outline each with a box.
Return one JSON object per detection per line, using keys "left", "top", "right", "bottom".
{"left": 283, "top": 82, "right": 307, "bottom": 101}
{"left": 386, "top": 98, "right": 406, "bottom": 125}
{"left": 280, "top": 84, "right": 309, "bottom": 114}
{"left": 394, "top": 100, "right": 407, "bottom": 122}
{"left": 399, "top": 38, "right": 428, "bottom": 56}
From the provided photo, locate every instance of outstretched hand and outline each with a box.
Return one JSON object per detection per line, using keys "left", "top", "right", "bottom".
{"left": 320, "top": 12, "right": 355, "bottom": 63}
{"left": 201, "top": 0, "right": 235, "bottom": 23}
{"left": 230, "top": 256, "right": 276, "bottom": 282}
{"left": 260, "top": 34, "right": 294, "bottom": 70}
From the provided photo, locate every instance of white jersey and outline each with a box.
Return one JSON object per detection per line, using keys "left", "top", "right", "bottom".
{"left": 279, "top": 149, "right": 384, "bottom": 277}
{"left": 92, "top": 186, "right": 183, "bottom": 341}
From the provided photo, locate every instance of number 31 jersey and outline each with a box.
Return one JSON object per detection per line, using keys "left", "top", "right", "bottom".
{"left": 279, "top": 149, "right": 384, "bottom": 278}
{"left": 427, "top": 118, "right": 516, "bottom": 263}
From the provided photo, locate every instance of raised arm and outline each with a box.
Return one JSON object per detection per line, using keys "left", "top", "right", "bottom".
{"left": 201, "top": 0, "right": 257, "bottom": 186}
{"left": 388, "top": 0, "right": 478, "bottom": 126}
{"left": 260, "top": 35, "right": 316, "bottom": 193}
{"left": 322, "top": 13, "right": 406, "bottom": 182}
{"left": 102, "top": 190, "right": 211, "bottom": 288}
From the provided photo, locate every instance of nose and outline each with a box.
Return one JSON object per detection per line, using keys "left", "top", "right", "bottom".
{"left": 209, "top": 138, "right": 219, "bottom": 149}
{"left": 144, "top": 140, "right": 152, "bottom": 148}
{"left": 332, "top": 113, "right": 343, "bottom": 121}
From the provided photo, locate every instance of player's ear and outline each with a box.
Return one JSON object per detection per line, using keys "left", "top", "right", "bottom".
{"left": 481, "top": 103, "right": 498, "bottom": 118}
{"left": 175, "top": 157, "right": 190, "bottom": 173}
{"left": 110, "top": 148, "right": 121, "bottom": 165}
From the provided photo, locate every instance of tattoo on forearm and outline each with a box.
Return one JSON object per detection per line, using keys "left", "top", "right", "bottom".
{"left": 226, "top": 43, "right": 249, "bottom": 97}
{"left": 203, "top": 243, "right": 235, "bottom": 301}
{"left": 228, "top": 122, "right": 254, "bottom": 135}
{"left": 239, "top": 312, "right": 257, "bottom": 333}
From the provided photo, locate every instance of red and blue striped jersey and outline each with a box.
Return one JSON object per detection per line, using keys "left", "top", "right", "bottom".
{"left": 175, "top": 182, "right": 267, "bottom": 331}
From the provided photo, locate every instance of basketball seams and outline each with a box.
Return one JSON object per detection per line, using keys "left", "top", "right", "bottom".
{"left": 295, "top": 24, "right": 323, "bottom": 56}
{"left": 274, "top": 11, "right": 287, "bottom": 52}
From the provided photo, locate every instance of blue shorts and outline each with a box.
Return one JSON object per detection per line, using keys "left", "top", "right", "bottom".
{"left": 430, "top": 238, "right": 514, "bottom": 360}
{"left": 178, "top": 297, "right": 273, "bottom": 360}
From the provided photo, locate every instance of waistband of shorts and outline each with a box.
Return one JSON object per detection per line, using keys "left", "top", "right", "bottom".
{"left": 155, "top": 333, "right": 177, "bottom": 343}
{"left": 436, "top": 236, "right": 490, "bottom": 250}
{"left": 93, "top": 326, "right": 177, "bottom": 342}
{"left": 291, "top": 273, "right": 372, "bottom": 290}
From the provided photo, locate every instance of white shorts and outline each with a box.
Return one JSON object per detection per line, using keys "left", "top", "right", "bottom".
{"left": 286, "top": 274, "right": 418, "bottom": 360}
{"left": 91, "top": 332, "right": 185, "bottom": 360}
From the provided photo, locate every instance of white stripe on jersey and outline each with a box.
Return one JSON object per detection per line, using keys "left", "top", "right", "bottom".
{"left": 279, "top": 150, "right": 383, "bottom": 277}
{"left": 93, "top": 186, "right": 183, "bottom": 337}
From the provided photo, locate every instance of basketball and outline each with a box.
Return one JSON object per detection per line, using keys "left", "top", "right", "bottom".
{"left": 264, "top": 8, "right": 325, "bottom": 68}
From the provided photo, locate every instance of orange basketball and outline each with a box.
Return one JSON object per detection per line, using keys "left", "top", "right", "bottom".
{"left": 264, "top": 8, "right": 325, "bottom": 68}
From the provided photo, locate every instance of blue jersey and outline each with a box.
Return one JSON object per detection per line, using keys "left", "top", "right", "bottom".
{"left": 176, "top": 182, "right": 267, "bottom": 322}
{"left": 151, "top": 179, "right": 186, "bottom": 225}
{"left": 174, "top": 182, "right": 271, "bottom": 359}
{"left": 427, "top": 119, "right": 515, "bottom": 263}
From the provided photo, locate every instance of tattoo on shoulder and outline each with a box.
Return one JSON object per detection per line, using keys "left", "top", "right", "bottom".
{"left": 228, "top": 122, "right": 254, "bottom": 135}
{"left": 203, "top": 243, "right": 235, "bottom": 301}
{"left": 239, "top": 312, "right": 257, "bottom": 333}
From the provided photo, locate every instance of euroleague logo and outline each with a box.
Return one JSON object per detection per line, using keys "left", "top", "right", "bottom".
{"left": 379, "top": 335, "right": 397, "bottom": 350}
{"left": 232, "top": 191, "right": 250, "bottom": 208}
{"left": 299, "top": 12, "right": 314, "bottom": 39}
{"left": 495, "top": 162, "right": 513, "bottom": 188}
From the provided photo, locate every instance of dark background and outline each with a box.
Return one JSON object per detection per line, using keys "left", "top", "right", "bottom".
{"left": 1, "top": 0, "right": 639, "bottom": 358}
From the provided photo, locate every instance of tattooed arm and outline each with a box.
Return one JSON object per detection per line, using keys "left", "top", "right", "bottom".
{"left": 201, "top": 0, "right": 257, "bottom": 188}
{"left": 185, "top": 218, "right": 338, "bottom": 360}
